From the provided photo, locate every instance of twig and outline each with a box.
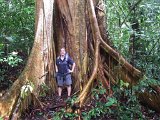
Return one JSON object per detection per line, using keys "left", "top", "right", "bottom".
{"left": 120, "top": 0, "right": 143, "bottom": 27}
{"left": 49, "top": 103, "right": 66, "bottom": 110}
{"left": 39, "top": 71, "right": 48, "bottom": 79}
{"left": 96, "top": 6, "right": 105, "bottom": 13}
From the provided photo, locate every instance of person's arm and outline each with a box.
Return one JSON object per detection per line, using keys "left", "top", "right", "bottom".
{"left": 55, "top": 58, "right": 58, "bottom": 73}
{"left": 70, "top": 62, "right": 75, "bottom": 73}
{"left": 55, "top": 64, "right": 58, "bottom": 73}
{"left": 68, "top": 56, "right": 75, "bottom": 73}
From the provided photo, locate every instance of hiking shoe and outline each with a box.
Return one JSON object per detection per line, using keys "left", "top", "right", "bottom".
{"left": 66, "top": 96, "right": 71, "bottom": 101}
{"left": 57, "top": 96, "right": 62, "bottom": 101}
{"left": 67, "top": 96, "right": 71, "bottom": 99}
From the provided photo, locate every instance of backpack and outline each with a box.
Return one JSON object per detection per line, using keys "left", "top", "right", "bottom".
{"left": 65, "top": 53, "right": 69, "bottom": 62}
{"left": 57, "top": 53, "right": 69, "bottom": 63}
{"left": 57, "top": 53, "right": 72, "bottom": 72}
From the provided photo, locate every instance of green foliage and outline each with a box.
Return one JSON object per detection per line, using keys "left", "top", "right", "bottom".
{"left": 111, "top": 77, "right": 160, "bottom": 119}
{"left": 52, "top": 108, "right": 78, "bottom": 120}
{"left": 112, "top": 86, "right": 143, "bottom": 119}
{"left": 92, "top": 84, "right": 106, "bottom": 99}
{"left": 106, "top": 0, "right": 160, "bottom": 80}
{"left": 102, "top": 2, "right": 160, "bottom": 118}
{"left": 82, "top": 97, "right": 117, "bottom": 120}
{"left": 134, "top": 77, "right": 160, "bottom": 93}
{"left": 0, "top": 116, "right": 3, "bottom": 120}
{"left": 52, "top": 79, "right": 159, "bottom": 119}
{"left": 52, "top": 96, "right": 79, "bottom": 119}
{"left": 82, "top": 85, "right": 117, "bottom": 119}
{"left": 120, "top": 80, "right": 129, "bottom": 89}
{"left": 63, "top": 112, "right": 78, "bottom": 119}
{"left": 0, "top": 51, "right": 23, "bottom": 67}
{"left": 52, "top": 110, "right": 63, "bottom": 120}
{"left": 65, "top": 95, "right": 77, "bottom": 106}
{"left": 0, "top": 0, "right": 35, "bottom": 89}
{"left": 87, "top": 78, "right": 159, "bottom": 119}
{"left": 0, "top": 0, "right": 35, "bottom": 54}
{"left": 39, "top": 83, "right": 50, "bottom": 97}
{"left": 0, "top": 51, "right": 23, "bottom": 88}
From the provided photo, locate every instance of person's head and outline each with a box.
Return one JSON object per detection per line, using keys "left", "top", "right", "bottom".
{"left": 60, "top": 47, "right": 66, "bottom": 56}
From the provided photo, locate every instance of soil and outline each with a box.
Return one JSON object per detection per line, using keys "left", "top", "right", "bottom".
{"left": 20, "top": 90, "right": 160, "bottom": 120}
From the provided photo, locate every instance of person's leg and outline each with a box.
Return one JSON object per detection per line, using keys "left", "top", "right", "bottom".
{"left": 58, "top": 87, "right": 62, "bottom": 96}
{"left": 57, "top": 76, "right": 63, "bottom": 97}
{"left": 65, "top": 74, "right": 72, "bottom": 97}
{"left": 67, "top": 85, "right": 71, "bottom": 97}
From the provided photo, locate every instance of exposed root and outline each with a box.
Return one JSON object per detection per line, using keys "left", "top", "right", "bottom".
{"left": 1, "top": 0, "right": 156, "bottom": 118}
{"left": 76, "top": 42, "right": 100, "bottom": 106}
{"left": 31, "top": 93, "right": 43, "bottom": 109}
{"left": 10, "top": 96, "right": 21, "bottom": 120}
{"left": 98, "top": 58, "right": 112, "bottom": 95}
{"left": 138, "top": 92, "right": 160, "bottom": 113}
{"left": 74, "top": 0, "right": 144, "bottom": 110}
{"left": 103, "top": 68, "right": 116, "bottom": 84}
{"left": 100, "top": 38, "right": 143, "bottom": 80}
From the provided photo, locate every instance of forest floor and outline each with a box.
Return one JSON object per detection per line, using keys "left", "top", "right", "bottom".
{"left": 20, "top": 89, "right": 160, "bottom": 120}
{"left": 0, "top": 81, "right": 160, "bottom": 120}
{"left": 1, "top": 55, "right": 159, "bottom": 119}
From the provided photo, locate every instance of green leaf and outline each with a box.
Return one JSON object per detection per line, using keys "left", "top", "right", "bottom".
{"left": 105, "top": 97, "right": 117, "bottom": 107}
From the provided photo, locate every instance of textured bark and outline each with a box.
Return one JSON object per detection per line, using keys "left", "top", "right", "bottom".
{"left": 95, "top": 0, "right": 112, "bottom": 45}
{"left": 56, "top": 0, "right": 88, "bottom": 91}
{"left": 0, "top": 0, "right": 55, "bottom": 118}
{"left": 137, "top": 85, "right": 160, "bottom": 113}
{"left": 74, "top": 0, "right": 143, "bottom": 106}
{"left": 2, "top": 0, "right": 159, "bottom": 118}
{"left": 138, "top": 92, "right": 160, "bottom": 113}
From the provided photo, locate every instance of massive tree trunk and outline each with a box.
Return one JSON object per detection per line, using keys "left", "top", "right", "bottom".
{"left": 55, "top": 0, "right": 88, "bottom": 92}
{"left": 0, "top": 0, "right": 55, "bottom": 118}
{"left": 1, "top": 0, "right": 159, "bottom": 118}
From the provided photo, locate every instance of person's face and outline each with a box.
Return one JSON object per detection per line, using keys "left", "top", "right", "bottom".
{"left": 60, "top": 48, "right": 66, "bottom": 56}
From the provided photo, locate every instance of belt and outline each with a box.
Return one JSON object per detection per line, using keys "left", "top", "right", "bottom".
{"left": 57, "top": 72, "right": 70, "bottom": 77}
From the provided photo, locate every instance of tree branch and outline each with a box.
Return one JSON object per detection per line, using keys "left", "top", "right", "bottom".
{"left": 120, "top": 0, "right": 143, "bottom": 27}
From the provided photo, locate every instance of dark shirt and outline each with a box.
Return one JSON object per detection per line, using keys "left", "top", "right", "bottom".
{"left": 56, "top": 54, "right": 74, "bottom": 74}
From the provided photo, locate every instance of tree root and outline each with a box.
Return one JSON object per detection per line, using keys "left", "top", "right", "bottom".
{"left": 138, "top": 92, "right": 160, "bottom": 113}
{"left": 76, "top": 42, "right": 100, "bottom": 106}
{"left": 72, "top": 0, "right": 144, "bottom": 112}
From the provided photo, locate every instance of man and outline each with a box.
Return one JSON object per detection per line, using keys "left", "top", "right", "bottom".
{"left": 55, "top": 48, "right": 75, "bottom": 100}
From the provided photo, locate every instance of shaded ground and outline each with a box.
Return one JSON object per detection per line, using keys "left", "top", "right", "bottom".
{"left": 21, "top": 89, "right": 160, "bottom": 120}
{"left": 21, "top": 90, "right": 69, "bottom": 120}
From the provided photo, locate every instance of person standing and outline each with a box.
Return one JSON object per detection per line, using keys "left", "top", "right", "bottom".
{"left": 55, "top": 48, "right": 75, "bottom": 100}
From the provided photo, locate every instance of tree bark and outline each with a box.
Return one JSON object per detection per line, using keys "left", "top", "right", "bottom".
{"left": 0, "top": 0, "right": 55, "bottom": 118}
{"left": 55, "top": 0, "right": 88, "bottom": 92}
{"left": 3, "top": 0, "right": 160, "bottom": 118}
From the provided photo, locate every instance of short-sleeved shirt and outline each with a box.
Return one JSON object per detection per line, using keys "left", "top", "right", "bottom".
{"left": 56, "top": 54, "right": 74, "bottom": 74}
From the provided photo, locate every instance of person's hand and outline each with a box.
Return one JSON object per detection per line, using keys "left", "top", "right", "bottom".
{"left": 68, "top": 69, "right": 73, "bottom": 73}
{"left": 54, "top": 72, "right": 58, "bottom": 78}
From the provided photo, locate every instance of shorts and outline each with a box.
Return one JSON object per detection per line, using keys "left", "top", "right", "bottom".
{"left": 56, "top": 74, "right": 72, "bottom": 87}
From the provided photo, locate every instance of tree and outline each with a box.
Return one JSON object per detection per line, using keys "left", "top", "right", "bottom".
{"left": 0, "top": 0, "right": 147, "bottom": 118}
{"left": 0, "top": 0, "right": 35, "bottom": 89}
{"left": 56, "top": 0, "right": 141, "bottom": 104}
{"left": 0, "top": 0, "right": 55, "bottom": 118}
{"left": 105, "top": 0, "right": 160, "bottom": 113}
